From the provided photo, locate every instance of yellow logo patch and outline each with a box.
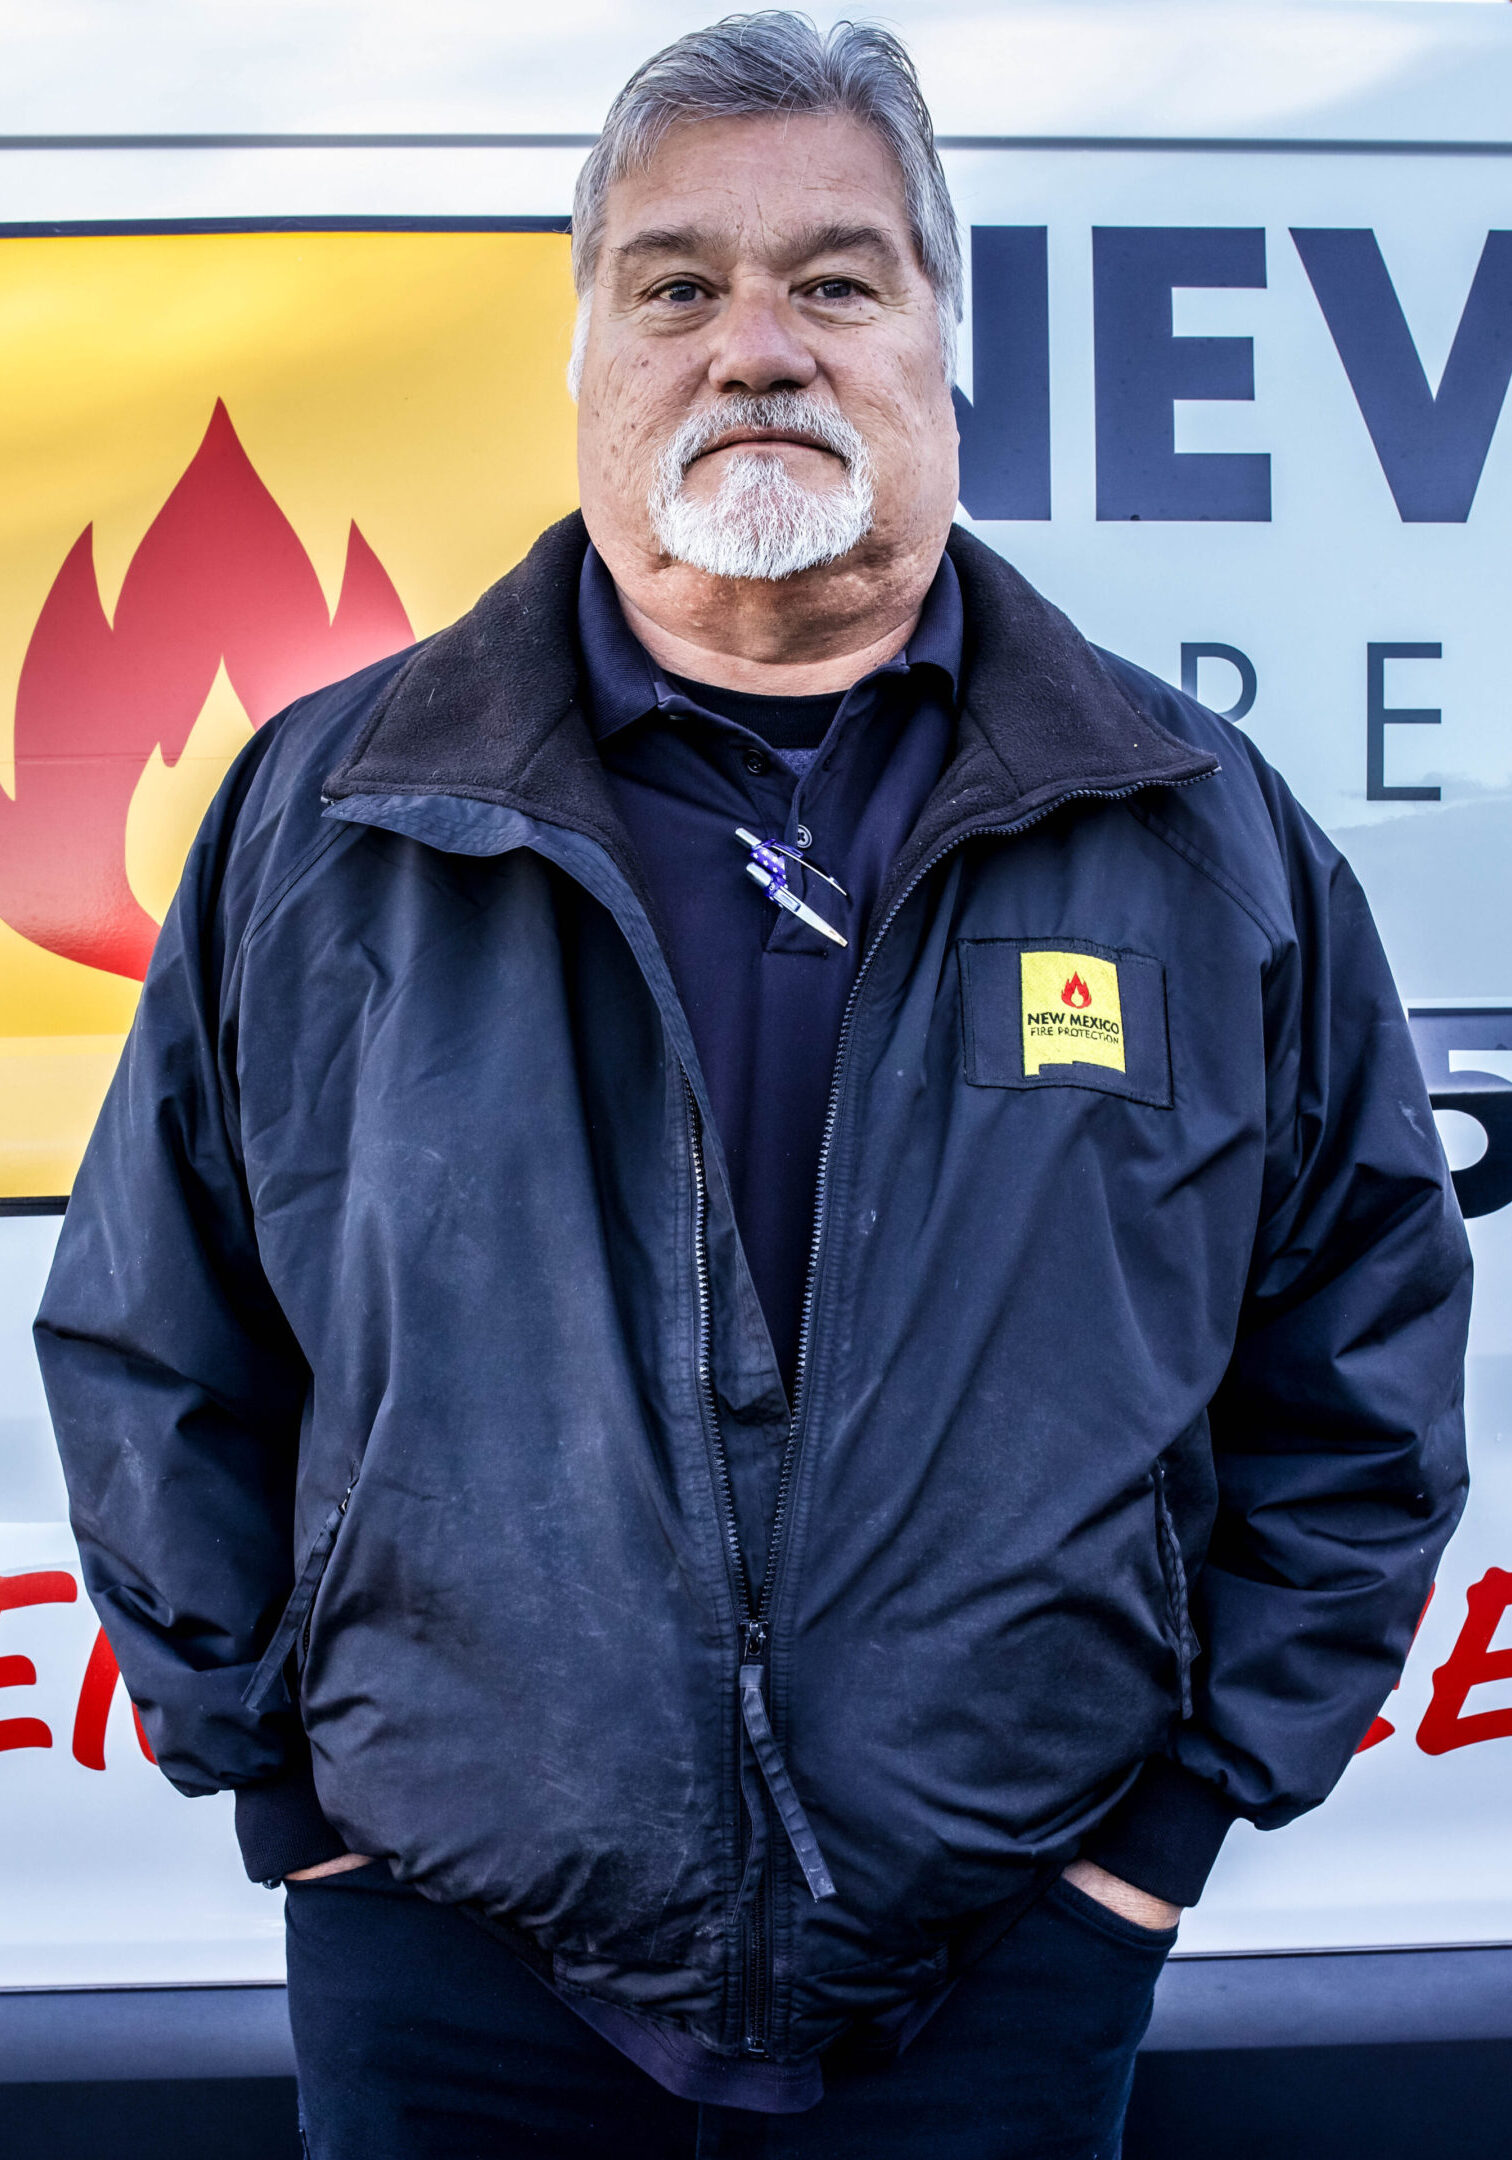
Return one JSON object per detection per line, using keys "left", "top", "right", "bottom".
{"left": 1020, "top": 950, "right": 1126, "bottom": 1076}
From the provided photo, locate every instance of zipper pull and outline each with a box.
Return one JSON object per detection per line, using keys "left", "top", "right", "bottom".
{"left": 742, "top": 1620, "right": 769, "bottom": 1663}
{"left": 737, "top": 1658, "right": 836, "bottom": 1902}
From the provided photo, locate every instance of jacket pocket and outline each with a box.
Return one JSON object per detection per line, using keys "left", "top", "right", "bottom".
{"left": 242, "top": 1474, "right": 358, "bottom": 1714}
{"left": 957, "top": 937, "right": 1173, "bottom": 1107}
{"left": 1152, "top": 1459, "right": 1199, "bottom": 1720}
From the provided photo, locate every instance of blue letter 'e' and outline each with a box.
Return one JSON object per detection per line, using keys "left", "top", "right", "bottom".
{"left": 1094, "top": 228, "right": 1270, "bottom": 523}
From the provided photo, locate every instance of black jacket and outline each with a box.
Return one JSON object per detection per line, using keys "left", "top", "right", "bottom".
{"left": 37, "top": 516, "right": 1471, "bottom": 2081}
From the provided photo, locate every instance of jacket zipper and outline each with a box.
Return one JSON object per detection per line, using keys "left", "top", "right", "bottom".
{"left": 747, "top": 1841, "right": 772, "bottom": 2055}
{"left": 300, "top": 1474, "right": 358, "bottom": 1668}
{"left": 683, "top": 1076, "right": 772, "bottom": 2054}
{"left": 1152, "top": 1459, "right": 1197, "bottom": 1720}
{"left": 686, "top": 772, "right": 1210, "bottom": 2057}
{"left": 243, "top": 1469, "right": 360, "bottom": 1714}
{"left": 684, "top": 1073, "right": 754, "bottom": 1626}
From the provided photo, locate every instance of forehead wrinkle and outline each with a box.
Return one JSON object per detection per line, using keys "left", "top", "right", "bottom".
{"left": 611, "top": 219, "right": 907, "bottom": 278}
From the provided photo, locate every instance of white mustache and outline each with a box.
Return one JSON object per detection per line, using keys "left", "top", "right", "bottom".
{"left": 656, "top": 393, "right": 869, "bottom": 488}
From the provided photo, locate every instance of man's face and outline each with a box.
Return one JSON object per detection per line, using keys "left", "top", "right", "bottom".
{"left": 575, "top": 111, "right": 960, "bottom": 607}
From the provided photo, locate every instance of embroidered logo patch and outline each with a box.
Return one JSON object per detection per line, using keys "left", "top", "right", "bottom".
{"left": 1020, "top": 950, "right": 1126, "bottom": 1076}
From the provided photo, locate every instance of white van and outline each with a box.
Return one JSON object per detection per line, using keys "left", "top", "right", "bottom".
{"left": 3, "top": 0, "right": 1511, "bottom": 2090}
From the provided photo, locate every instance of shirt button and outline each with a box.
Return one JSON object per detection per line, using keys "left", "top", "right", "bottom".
{"left": 743, "top": 750, "right": 769, "bottom": 776}
{"left": 795, "top": 824, "right": 813, "bottom": 849}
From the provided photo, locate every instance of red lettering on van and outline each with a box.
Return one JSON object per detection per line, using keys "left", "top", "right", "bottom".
{"left": 1417, "top": 1568, "right": 1512, "bottom": 1755}
{"left": 0, "top": 1570, "right": 79, "bottom": 1751}
{"left": 72, "top": 1625, "right": 156, "bottom": 1769}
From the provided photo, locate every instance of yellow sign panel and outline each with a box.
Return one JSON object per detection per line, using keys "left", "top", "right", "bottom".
{"left": 0, "top": 225, "right": 579, "bottom": 1194}
{"left": 1020, "top": 949, "right": 1126, "bottom": 1076}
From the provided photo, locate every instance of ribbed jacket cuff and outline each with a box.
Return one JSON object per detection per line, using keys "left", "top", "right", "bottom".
{"left": 1082, "top": 1755, "right": 1243, "bottom": 1908}
{"left": 234, "top": 1751, "right": 347, "bottom": 1884}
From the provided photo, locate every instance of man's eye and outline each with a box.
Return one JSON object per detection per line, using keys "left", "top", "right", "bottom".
{"left": 811, "top": 279, "right": 860, "bottom": 302}
{"left": 656, "top": 281, "right": 705, "bottom": 305}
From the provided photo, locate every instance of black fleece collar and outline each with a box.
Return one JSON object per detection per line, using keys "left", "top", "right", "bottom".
{"left": 323, "top": 512, "right": 1216, "bottom": 858}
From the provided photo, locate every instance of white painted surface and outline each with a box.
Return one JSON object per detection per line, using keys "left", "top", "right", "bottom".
{"left": 0, "top": 1218, "right": 283, "bottom": 1986}
{"left": 0, "top": 2, "right": 1508, "bottom": 141}
{"left": 2, "top": 0, "right": 1509, "bottom": 1983}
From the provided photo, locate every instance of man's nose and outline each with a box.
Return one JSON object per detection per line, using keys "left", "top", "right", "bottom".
{"left": 707, "top": 289, "right": 819, "bottom": 395}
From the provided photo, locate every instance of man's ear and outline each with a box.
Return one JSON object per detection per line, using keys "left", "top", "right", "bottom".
{"left": 567, "top": 295, "right": 592, "bottom": 403}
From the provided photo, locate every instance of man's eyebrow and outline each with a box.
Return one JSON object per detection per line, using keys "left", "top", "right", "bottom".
{"left": 613, "top": 226, "right": 716, "bottom": 265}
{"left": 612, "top": 222, "right": 905, "bottom": 272}
{"left": 782, "top": 223, "right": 903, "bottom": 271}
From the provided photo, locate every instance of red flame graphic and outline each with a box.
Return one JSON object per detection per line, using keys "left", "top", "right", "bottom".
{"left": 1061, "top": 972, "right": 1092, "bottom": 1010}
{"left": 2, "top": 401, "right": 414, "bottom": 979}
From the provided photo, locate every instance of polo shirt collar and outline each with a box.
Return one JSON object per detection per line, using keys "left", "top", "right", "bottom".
{"left": 578, "top": 541, "right": 962, "bottom": 747}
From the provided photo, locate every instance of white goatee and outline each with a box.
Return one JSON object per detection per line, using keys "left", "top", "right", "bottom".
{"left": 649, "top": 393, "right": 875, "bottom": 582}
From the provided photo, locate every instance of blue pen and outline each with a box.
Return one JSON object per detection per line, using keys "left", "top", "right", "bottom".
{"left": 735, "top": 827, "right": 849, "bottom": 948}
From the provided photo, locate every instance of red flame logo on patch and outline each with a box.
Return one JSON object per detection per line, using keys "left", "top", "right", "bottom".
{"left": 2, "top": 400, "right": 414, "bottom": 980}
{"left": 1061, "top": 972, "right": 1092, "bottom": 1010}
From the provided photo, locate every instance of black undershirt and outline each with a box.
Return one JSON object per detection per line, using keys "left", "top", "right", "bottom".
{"left": 664, "top": 674, "right": 842, "bottom": 761}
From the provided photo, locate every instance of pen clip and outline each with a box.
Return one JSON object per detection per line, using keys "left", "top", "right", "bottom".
{"left": 734, "top": 827, "right": 849, "bottom": 900}
{"left": 736, "top": 828, "right": 849, "bottom": 949}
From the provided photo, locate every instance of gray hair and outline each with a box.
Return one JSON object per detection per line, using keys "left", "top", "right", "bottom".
{"left": 569, "top": 11, "right": 961, "bottom": 384}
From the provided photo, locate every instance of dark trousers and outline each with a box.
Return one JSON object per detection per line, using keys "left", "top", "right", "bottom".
{"left": 286, "top": 1866, "right": 1174, "bottom": 2160}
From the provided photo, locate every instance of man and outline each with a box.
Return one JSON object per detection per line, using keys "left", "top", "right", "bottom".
{"left": 38, "top": 13, "right": 1470, "bottom": 2157}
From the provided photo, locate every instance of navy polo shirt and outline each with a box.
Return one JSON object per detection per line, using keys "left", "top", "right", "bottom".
{"left": 578, "top": 544, "right": 962, "bottom": 1394}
